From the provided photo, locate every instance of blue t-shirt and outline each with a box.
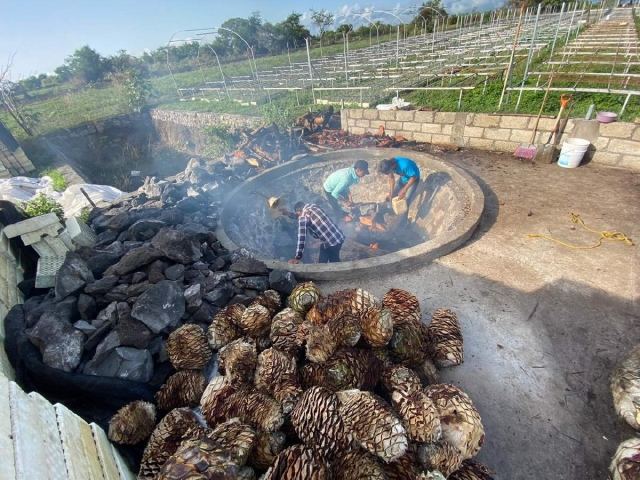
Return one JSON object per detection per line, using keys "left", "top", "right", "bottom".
{"left": 394, "top": 157, "right": 420, "bottom": 183}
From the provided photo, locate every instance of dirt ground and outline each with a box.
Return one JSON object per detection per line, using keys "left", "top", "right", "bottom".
{"left": 321, "top": 147, "right": 639, "bottom": 480}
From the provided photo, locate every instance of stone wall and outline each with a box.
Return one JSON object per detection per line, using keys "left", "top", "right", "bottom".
{"left": 20, "top": 112, "right": 156, "bottom": 187}
{"left": 149, "top": 108, "right": 262, "bottom": 155}
{"left": 341, "top": 109, "right": 640, "bottom": 171}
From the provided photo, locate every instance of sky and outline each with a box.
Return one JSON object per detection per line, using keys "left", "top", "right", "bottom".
{"left": 1, "top": 0, "right": 503, "bottom": 79}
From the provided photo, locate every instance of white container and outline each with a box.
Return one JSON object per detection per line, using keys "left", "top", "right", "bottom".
{"left": 557, "top": 138, "right": 590, "bottom": 168}
{"left": 392, "top": 197, "right": 408, "bottom": 215}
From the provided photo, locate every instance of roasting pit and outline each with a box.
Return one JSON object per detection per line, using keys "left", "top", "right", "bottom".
{"left": 217, "top": 149, "right": 484, "bottom": 281}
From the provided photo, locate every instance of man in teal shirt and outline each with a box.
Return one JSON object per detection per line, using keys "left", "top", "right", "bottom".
{"left": 323, "top": 159, "right": 369, "bottom": 221}
{"left": 377, "top": 157, "right": 420, "bottom": 206}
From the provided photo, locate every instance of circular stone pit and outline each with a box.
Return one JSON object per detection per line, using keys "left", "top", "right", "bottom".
{"left": 217, "top": 148, "right": 484, "bottom": 281}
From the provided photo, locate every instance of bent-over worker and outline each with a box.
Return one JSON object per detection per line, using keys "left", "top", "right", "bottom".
{"left": 377, "top": 157, "right": 420, "bottom": 207}
{"left": 288, "top": 202, "right": 345, "bottom": 264}
{"left": 322, "top": 159, "right": 369, "bottom": 221}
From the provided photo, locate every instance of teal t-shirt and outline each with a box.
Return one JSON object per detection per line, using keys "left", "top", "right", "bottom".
{"left": 394, "top": 157, "right": 420, "bottom": 183}
{"left": 323, "top": 167, "right": 359, "bottom": 199}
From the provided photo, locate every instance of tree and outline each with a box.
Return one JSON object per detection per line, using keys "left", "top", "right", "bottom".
{"left": 273, "top": 13, "right": 310, "bottom": 50}
{"left": 20, "top": 75, "right": 42, "bottom": 91}
{"left": 310, "top": 8, "right": 334, "bottom": 55}
{"left": 109, "top": 49, "right": 135, "bottom": 73}
{"left": 336, "top": 24, "right": 353, "bottom": 34}
{"left": 63, "top": 45, "right": 110, "bottom": 84}
{"left": 0, "top": 55, "right": 37, "bottom": 136}
{"left": 415, "top": 0, "right": 447, "bottom": 33}
{"left": 218, "top": 12, "right": 262, "bottom": 56}
{"left": 122, "top": 69, "right": 155, "bottom": 112}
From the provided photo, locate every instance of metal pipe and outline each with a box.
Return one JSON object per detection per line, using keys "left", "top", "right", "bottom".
{"left": 549, "top": 2, "right": 566, "bottom": 60}
{"left": 305, "top": 38, "right": 315, "bottom": 105}
{"left": 564, "top": 2, "right": 579, "bottom": 46}
{"left": 620, "top": 93, "right": 632, "bottom": 115}
{"left": 516, "top": 3, "right": 542, "bottom": 112}
{"left": 498, "top": 3, "right": 526, "bottom": 110}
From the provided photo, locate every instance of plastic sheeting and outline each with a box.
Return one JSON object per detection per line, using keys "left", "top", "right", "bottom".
{"left": 0, "top": 176, "right": 124, "bottom": 219}
{"left": 376, "top": 97, "right": 411, "bottom": 110}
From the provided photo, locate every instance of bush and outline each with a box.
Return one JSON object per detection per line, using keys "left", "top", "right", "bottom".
{"left": 76, "top": 207, "right": 91, "bottom": 224}
{"left": 22, "top": 194, "right": 65, "bottom": 222}
{"left": 202, "top": 125, "right": 237, "bottom": 158}
{"left": 260, "top": 102, "right": 294, "bottom": 131}
{"left": 39, "top": 168, "right": 68, "bottom": 192}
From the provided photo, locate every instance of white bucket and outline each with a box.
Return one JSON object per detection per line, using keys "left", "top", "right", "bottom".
{"left": 557, "top": 138, "right": 590, "bottom": 168}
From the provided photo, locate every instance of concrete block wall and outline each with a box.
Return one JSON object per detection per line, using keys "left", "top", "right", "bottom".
{"left": 0, "top": 140, "right": 36, "bottom": 178}
{"left": 0, "top": 229, "right": 25, "bottom": 381}
{"left": 341, "top": 109, "right": 640, "bottom": 171}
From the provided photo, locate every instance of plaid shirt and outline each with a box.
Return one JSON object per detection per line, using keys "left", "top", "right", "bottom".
{"left": 295, "top": 204, "right": 345, "bottom": 259}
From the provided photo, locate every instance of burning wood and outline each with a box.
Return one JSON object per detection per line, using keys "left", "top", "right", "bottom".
{"left": 229, "top": 123, "right": 300, "bottom": 170}
{"left": 295, "top": 105, "right": 335, "bottom": 133}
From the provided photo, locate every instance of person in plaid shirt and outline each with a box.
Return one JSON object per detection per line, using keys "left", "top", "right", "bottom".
{"left": 288, "top": 202, "right": 345, "bottom": 264}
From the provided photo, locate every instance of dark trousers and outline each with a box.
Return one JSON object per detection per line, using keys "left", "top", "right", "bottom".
{"left": 319, "top": 242, "right": 342, "bottom": 263}
{"left": 324, "top": 190, "right": 347, "bottom": 219}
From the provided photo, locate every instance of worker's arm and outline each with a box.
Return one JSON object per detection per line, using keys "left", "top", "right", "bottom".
{"left": 397, "top": 176, "right": 417, "bottom": 200}
{"left": 385, "top": 174, "right": 395, "bottom": 202}
{"left": 289, "top": 215, "right": 307, "bottom": 263}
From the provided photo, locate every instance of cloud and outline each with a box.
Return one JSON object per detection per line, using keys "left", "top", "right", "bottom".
{"left": 443, "top": 0, "right": 504, "bottom": 13}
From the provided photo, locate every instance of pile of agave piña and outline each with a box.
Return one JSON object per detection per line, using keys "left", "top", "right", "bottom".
{"left": 107, "top": 282, "right": 492, "bottom": 480}
{"left": 609, "top": 345, "right": 640, "bottom": 480}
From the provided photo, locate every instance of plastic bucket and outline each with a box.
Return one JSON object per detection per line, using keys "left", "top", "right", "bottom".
{"left": 557, "top": 138, "right": 590, "bottom": 168}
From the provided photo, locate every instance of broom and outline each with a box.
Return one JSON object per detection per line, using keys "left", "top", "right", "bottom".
{"left": 514, "top": 72, "right": 554, "bottom": 159}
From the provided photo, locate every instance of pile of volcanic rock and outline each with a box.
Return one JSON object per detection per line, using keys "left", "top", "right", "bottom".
{"left": 14, "top": 160, "right": 298, "bottom": 388}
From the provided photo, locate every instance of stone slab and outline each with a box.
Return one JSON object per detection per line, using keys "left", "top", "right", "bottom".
{"left": 20, "top": 223, "right": 64, "bottom": 246}
{"left": 3, "top": 213, "right": 61, "bottom": 239}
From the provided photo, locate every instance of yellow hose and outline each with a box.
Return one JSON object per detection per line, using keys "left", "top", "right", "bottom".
{"left": 527, "top": 213, "right": 634, "bottom": 249}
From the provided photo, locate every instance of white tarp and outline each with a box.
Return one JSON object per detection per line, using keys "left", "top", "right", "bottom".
{"left": 0, "top": 176, "right": 124, "bottom": 219}
{"left": 376, "top": 97, "right": 411, "bottom": 110}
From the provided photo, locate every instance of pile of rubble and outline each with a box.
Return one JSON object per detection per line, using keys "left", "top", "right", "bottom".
{"left": 304, "top": 125, "right": 415, "bottom": 152}
{"left": 227, "top": 124, "right": 304, "bottom": 172}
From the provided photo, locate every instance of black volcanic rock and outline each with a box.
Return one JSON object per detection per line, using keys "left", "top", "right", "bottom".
{"left": 151, "top": 228, "right": 202, "bottom": 264}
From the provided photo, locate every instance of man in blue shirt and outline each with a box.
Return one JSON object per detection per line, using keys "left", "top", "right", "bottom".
{"left": 377, "top": 157, "right": 420, "bottom": 206}
{"left": 323, "top": 159, "right": 369, "bottom": 221}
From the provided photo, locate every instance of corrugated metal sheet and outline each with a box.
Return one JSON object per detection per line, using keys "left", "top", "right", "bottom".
{"left": 0, "top": 376, "right": 136, "bottom": 480}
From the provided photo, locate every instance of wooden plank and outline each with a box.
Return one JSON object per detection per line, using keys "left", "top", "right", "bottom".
{"left": 90, "top": 423, "right": 124, "bottom": 480}
{"left": 10, "top": 383, "right": 68, "bottom": 480}
{"left": 0, "top": 375, "right": 17, "bottom": 479}
{"left": 55, "top": 404, "right": 105, "bottom": 480}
